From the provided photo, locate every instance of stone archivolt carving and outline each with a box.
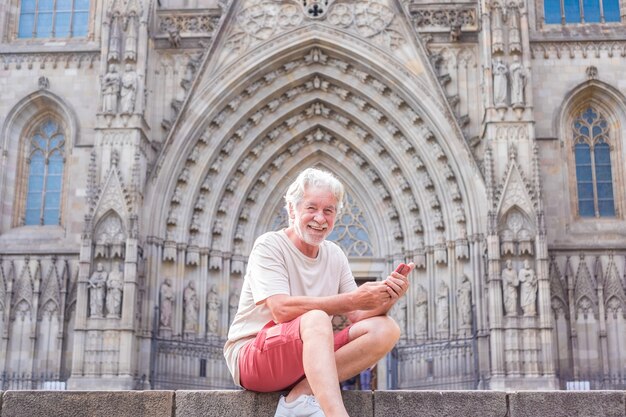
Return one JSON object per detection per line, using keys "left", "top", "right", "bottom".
{"left": 224, "top": 0, "right": 404, "bottom": 55}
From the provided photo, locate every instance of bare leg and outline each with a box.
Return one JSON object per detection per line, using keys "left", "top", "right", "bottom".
{"left": 287, "top": 314, "right": 400, "bottom": 415}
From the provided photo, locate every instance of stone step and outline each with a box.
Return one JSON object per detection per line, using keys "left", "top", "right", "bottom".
{"left": 1, "top": 390, "right": 625, "bottom": 417}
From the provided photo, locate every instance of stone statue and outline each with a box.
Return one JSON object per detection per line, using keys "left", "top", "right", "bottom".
{"left": 88, "top": 263, "right": 108, "bottom": 318}
{"left": 436, "top": 281, "right": 449, "bottom": 332}
{"left": 108, "top": 15, "right": 122, "bottom": 62}
{"left": 493, "top": 58, "right": 508, "bottom": 108}
{"left": 510, "top": 55, "right": 526, "bottom": 108}
{"left": 120, "top": 64, "right": 138, "bottom": 114}
{"left": 159, "top": 278, "right": 174, "bottom": 328}
{"left": 207, "top": 284, "right": 221, "bottom": 334}
{"left": 102, "top": 64, "right": 121, "bottom": 114}
{"left": 183, "top": 281, "right": 199, "bottom": 332}
{"left": 502, "top": 259, "right": 519, "bottom": 316}
{"left": 415, "top": 284, "right": 428, "bottom": 336}
{"left": 392, "top": 295, "right": 407, "bottom": 335}
{"left": 229, "top": 288, "right": 240, "bottom": 324}
{"left": 124, "top": 14, "right": 138, "bottom": 61}
{"left": 519, "top": 259, "right": 537, "bottom": 316}
{"left": 457, "top": 275, "right": 472, "bottom": 328}
{"left": 105, "top": 262, "right": 123, "bottom": 318}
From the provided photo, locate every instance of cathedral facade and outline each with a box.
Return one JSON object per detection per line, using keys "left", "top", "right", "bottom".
{"left": 0, "top": 0, "right": 625, "bottom": 391}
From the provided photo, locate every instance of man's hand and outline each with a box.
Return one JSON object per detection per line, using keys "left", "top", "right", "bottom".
{"left": 351, "top": 281, "right": 398, "bottom": 310}
{"left": 384, "top": 262, "right": 415, "bottom": 298}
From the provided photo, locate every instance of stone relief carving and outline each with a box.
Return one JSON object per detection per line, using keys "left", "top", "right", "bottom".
{"left": 158, "top": 13, "right": 221, "bottom": 34}
{"left": 502, "top": 259, "right": 519, "bottom": 316}
{"left": 530, "top": 42, "right": 626, "bottom": 60}
{"left": 518, "top": 260, "right": 537, "bottom": 316}
{"left": 183, "top": 281, "right": 199, "bottom": 333}
{"left": 436, "top": 281, "right": 449, "bottom": 332}
{"left": 207, "top": 284, "right": 221, "bottom": 334}
{"left": 509, "top": 55, "right": 526, "bottom": 108}
{"left": 457, "top": 275, "right": 472, "bottom": 328}
{"left": 229, "top": 288, "right": 240, "bottom": 324}
{"left": 415, "top": 284, "right": 428, "bottom": 336}
{"left": 492, "top": 58, "right": 508, "bottom": 108}
{"left": 1, "top": 52, "right": 99, "bottom": 71}
{"left": 410, "top": 6, "right": 476, "bottom": 29}
{"left": 159, "top": 278, "right": 174, "bottom": 328}
{"left": 120, "top": 64, "right": 138, "bottom": 114}
{"left": 102, "top": 63, "right": 122, "bottom": 114}
{"left": 106, "top": 262, "right": 124, "bottom": 318}
{"left": 89, "top": 263, "right": 108, "bottom": 318}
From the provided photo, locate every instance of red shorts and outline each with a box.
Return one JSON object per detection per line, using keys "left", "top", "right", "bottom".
{"left": 238, "top": 317, "right": 352, "bottom": 392}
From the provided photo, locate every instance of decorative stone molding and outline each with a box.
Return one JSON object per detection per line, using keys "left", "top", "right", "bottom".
{"left": 407, "top": 4, "right": 478, "bottom": 32}
{"left": 530, "top": 41, "right": 626, "bottom": 59}
{"left": 157, "top": 11, "right": 221, "bottom": 35}
{"left": 0, "top": 52, "right": 99, "bottom": 70}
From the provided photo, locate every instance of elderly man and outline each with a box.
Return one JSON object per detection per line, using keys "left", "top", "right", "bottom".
{"left": 224, "top": 168, "right": 414, "bottom": 417}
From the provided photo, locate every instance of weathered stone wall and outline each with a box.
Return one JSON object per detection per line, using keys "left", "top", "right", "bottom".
{"left": 2, "top": 390, "right": 626, "bottom": 417}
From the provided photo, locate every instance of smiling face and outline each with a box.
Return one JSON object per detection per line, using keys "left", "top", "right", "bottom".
{"left": 287, "top": 186, "right": 338, "bottom": 258}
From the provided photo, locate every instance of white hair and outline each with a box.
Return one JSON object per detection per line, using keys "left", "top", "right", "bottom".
{"left": 284, "top": 168, "right": 344, "bottom": 225}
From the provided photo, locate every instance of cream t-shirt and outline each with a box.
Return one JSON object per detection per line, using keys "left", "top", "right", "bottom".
{"left": 223, "top": 229, "right": 357, "bottom": 386}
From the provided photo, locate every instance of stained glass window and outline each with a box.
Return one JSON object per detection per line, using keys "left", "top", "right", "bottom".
{"left": 271, "top": 192, "right": 374, "bottom": 256}
{"left": 18, "top": 0, "right": 90, "bottom": 38}
{"left": 25, "top": 120, "right": 65, "bottom": 226}
{"left": 544, "top": 0, "right": 620, "bottom": 23}
{"left": 573, "top": 107, "right": 615, "bottom": 218}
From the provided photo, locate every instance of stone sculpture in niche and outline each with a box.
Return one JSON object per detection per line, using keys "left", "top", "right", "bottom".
{"left": 124, "top": 14, "right": 138, "bottom": 61}
{"left": 207, "top": 284, "right": 221, "bottom": 334}
{"left": 492, "top": 58, "right": 508, "bottom": 108}
{"left": 120, "top": 64, "right": 138, "bottom": 114}
{"left": 508, "top": 8, "right": 521, "bottom": 53}
{"left": 415, "top": 284, "right": 428, "bottom": 335}
{"left": 509, "top": 55, "right": 526, "bottom": 108}
{"left": 457, "top": 275, "right": 472, "bottom": 327}
{"left": 436, "top": 281, "right": 449, "bottom": 332}
{"left": 159, "top": 278, "right": 174, "bottom": 328}
{"left": 502, "top": 259, "right": 519, "bottom": 316}
{"left": 89, "top": 263, "right": 108, "bottom": 318}
{"left": 229, "top": 288, "right": 240, "bottom": 324}
{"left": 183, "top": 281, "right": 199, "bottom": 333}
{"left": 519, "top": 259, "right": 537, "bottom": 316}
{"left": 106, "top": 262, "right": 124, "bottom": 318}
{"left": 491, "top": 6, "right": 504, "bottom": 53}
{"left": 108, "top": 15, "right": 122, "bottom": 62}
{"left": 102, "top": 64, "right": 121, "bottom": 114}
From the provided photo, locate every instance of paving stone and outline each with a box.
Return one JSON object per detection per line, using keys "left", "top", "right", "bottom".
{"left": 374, "top": 390, "right": 507, "bottom": 417}
{"left": 508, "top": 391, "right": 626, "bottom": 417}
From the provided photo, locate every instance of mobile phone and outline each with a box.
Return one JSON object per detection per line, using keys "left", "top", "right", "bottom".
{"left": 395, "top": 263, "right": 410, "bottom": 276}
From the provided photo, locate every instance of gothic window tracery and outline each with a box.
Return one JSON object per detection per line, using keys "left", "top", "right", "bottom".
{"left": 18, "top": 0, "right": 90, "bottom": 39}
{"left": 24, "top": 119, "right": 65, "bottom": 226}
{"left": 544, "top": 0, "right": 620, "bottom": 24}
{"left": 573, "top": 107, "right": 615, "bottom": 218}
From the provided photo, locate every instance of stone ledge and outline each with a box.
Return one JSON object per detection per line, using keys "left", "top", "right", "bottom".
{"left": 1, "top": 390, "right": 625, "bottom": 417}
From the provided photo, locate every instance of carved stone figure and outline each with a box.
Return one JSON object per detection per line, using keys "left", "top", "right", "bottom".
{"left": 120, "top": 64, "right": 138, "bottom": 114}
{"left": 207, "top": 284, "right": 221, "bottom": 334}
{"left": 106, "top": 262, "right": 124, "bottom": 318}
{"left": 415, "top": 284, "right": 428, "bottom": 336}
{"left": 229, "top": 288, "right": 240, "bottom": 324}
{"left": 89, "top": 263, "right": 108, "bottom": 318}
{"left": 159, "top": 278, "right": 174, "bottom": 328}
{"left": 183, "top": 281, "right": 199, "bottom": 332}
{"left": 519, "top": 259, "right": 537, "bottom": 316}
{"left": 436, "top": 281, "right": 449, "bottom": 332}
{"left": 502, "top": 259, "right": 519, "bottom": 316}
{"left": 393, "top": 295, "right": 407, "bottom": 335}
{"left": 509, "top": 55, "right": 526, "bottom": 108}
{"left": 102, "top": 64, "right": 121, "bottom": 114}
{"left": 124, "top": 14, "right": 138, "bottom": 61}
{"left": 457, "top": 275, "right": 472, "bottom": 327}
{"left": 493, "top": 58, "right": 508, "bottom": 108}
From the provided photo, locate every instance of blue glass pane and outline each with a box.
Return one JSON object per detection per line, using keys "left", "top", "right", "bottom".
{"left": 597, "top": 183, "right": 614, "bottom": 199}
{"left": 595, "top": 165, "right": 612, "bottom": 181}
{"left": 72, "top": 12, "right": 89, "bottom": 37}
{"left": 579, "top": 126, "right": 589, "bottom": 136}
{"left": 575, "top": 164, "right": 592, "bottom": 181}
{"left": 28, "top": 174, "right": 44, "bottom": 192}
{"left": 21, "top": 0, "right": 36, "bottom": 12}
{"left": 598, "top": 200, "right": 615, "bottom": 217}
{"left": 75, "top": 0, "right": 90, "bottom": 10}
{"left": 26, "top": 191, "right": 42, "bottom": 207}
{"left": 18, "top": 14, "right": 35, "bottom": 38}
{"left": 33, "top": 134, "right": 46, "bottom": 150}
{"left": 55, "top": 12, "right": 71, "bottom": 37}
{"left": 577, "top": 183, "right": 594, "bottom": 199}
{"left": 25, "top": 209, "right": 40, "bottom": 225}
{"left": 604, "top": 0, "right": 620, "bottom": 21}
{"left": 592, "top": 125, "right": 603, "bottom": 138}
{"left": 42, "top": 120, "right": 57, "bottom": 137}
{"left": 49, "top": 134, "right": 64, "bottom": 150}
{"left": 36, "top": 12, "right": 53, "bottom": 38}
{"left": 46, "top": 175, "right": 62, "bottom": 191}
{"left": 583, "top": 0, "right": 601, "bottom": 22}
{"left": 579, "top": 200, "right": 595, "bottom": 217}
{"left": 583, "top": 107, "right": 596, "bottom": 123}
{"left": 575, "top": 144, "right": 591, "bottom": 164}
{"left": 564, "top": 0, "right": 582, "bottom": 22}
{"left": 544, "top": 0, "right": 562, "bottom": 23}
{"left": 39, "top": 0, "right": 54, "bottom": 11}
{"left": 595, "top": 143, "right": 610, "bottom": 163}
{"left": 30, "top": 154, "right": 45, "bottom": 170}
{"left": 44, "top": 192, "right": 60, "bottom": 208}
{"left": 43, "top": 209, "right": 59, "bottom": 225}
{"left": 57, "top": 0, "right": 73, "bottom": 10}
{"left": 48, "top": 158, "right": 64, "bottom": 175}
